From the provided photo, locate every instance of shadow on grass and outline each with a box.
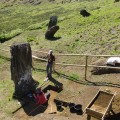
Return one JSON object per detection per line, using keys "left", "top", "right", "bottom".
{"left": 49, "top": 77, "right": 63, "bottom": 91}
{"left": 0, "top": 54, "right": 10, "bottom": 61}
{"left": 54, "top": 71, "right": 120, "bottom": 88}
{"left": 46, "top": 36, "right": 61, "bottom": 41}
{"left": 12, "top": 95, "right": 48, "bottom": 116}
{"left": 33, "top": 68, "right": 120, "bottom": 88}
{"left": 12, "top": 77, "right": 63, "bottom": 116}
{"left": 21, "top": 102, "right": 48, "bottom": 116}
{"left": 33, "top": 67, "right": 46, "bottom": 72}
{"left": 20, "top": 81, "right": 63, "bottom": 116}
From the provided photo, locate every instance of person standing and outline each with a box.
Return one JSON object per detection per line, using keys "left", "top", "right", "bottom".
{"left": 46, "top": 50, "right": 55, "bottom": 79}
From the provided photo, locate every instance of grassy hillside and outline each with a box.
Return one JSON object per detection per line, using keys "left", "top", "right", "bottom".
{"left": 0, "top": 1, "right": 120, "bottom": 119}
{"left": 0, "top": 0, "right": 120, "bottom": 55}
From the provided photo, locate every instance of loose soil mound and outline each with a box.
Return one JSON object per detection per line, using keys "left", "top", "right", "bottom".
{"left": 91, "top": 58, "right": 120, "bottom": 75}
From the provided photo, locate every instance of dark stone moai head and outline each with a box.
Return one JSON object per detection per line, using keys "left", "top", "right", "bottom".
{"left": 45, "top": 26, "right": 59, "bottom": 39}
{"left": 48, "top": 16, "right": 58, "bottom": 28}
{"left": 114, "top": 0, "right": 119, "bottom": 2}
{"left": 80, "top": 9, "right": 91, "bottom": 17}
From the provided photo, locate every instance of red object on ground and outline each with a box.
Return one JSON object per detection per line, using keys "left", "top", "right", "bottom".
{"left": 34, "top": 92, "right": 47, "bottom": 105}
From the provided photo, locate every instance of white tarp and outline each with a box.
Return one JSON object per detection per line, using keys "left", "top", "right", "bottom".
{"left": 106, "top": 57, "right": 120, "bottom": 66}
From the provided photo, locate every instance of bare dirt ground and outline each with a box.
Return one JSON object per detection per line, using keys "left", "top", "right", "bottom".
{"left": 0, "top": 50, "right": 120, "bottom": 120}
{"left": 5, "top": 78, "right": 120, "bottom": 120}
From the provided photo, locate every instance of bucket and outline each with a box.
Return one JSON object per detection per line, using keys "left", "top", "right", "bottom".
{"left": 56, "top": 101, "right": 63, "bottom": 112}
{"left": 74, "top": 104, "right": 83, "bottom": 115}
{"left": 63, "top": 102, "right": 68, "bottom": 107}
{"left": 69, "top": 103, "right": 75, "bottom": 113}
{"left": 74, "top": 104, "right": 82, "bottom": 111}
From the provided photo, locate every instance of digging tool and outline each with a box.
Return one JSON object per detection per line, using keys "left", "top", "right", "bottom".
{"left": 12, "top": 102, "right": 27, "bottom": 114}
{"left": 12, "top": 78, "right": 50, "bottom": 114}
{"left": 49, "top": 112, "right": 57, "bottom": 114}
{"left": 37, "top": 78, "right": 50, "bottom": 89}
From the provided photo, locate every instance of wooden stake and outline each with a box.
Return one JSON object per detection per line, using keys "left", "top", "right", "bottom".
{"left": 85, "top": 56, "right": 88, "bottom": 80}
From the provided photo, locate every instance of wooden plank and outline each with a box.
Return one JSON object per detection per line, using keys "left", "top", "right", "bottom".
{"left": 85, "top": 90, "right": 116, "bottom": 120}
{"left": 100, "top": 91, "right": 114, "bottom": 96}
{"left": 33, "top": 50, "right": 47, "bottom": 54}
{"left": 1, "top": 46, "right": 120, "bottom": 57}
{"left": 55, "top": 54, "right": 120, "bottom": 57}
{"left": 55, "top": 63, "right": 85, "bottom": 67}
{"left": 102, "top": 92, "right": 116, "bottom": 120}
{"left": 1, "top": 48, "right": 120, "bottom": 70}
{"left": 85, "top": 56, "right": 88, "bottom": 80}
{"left": 90, "top": 91, "right": 113, "bottom": 112}
{"left": 88, "top": 65, "right": 120, "bottom": 70}
{"left": 83, "top": 89, "right": 101, "bottom": 114}
{"left": 86, "top": 108, "right": 103, "bottom": 119}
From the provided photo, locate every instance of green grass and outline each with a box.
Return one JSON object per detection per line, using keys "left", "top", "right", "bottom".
{"left": 0, "top": 29, "right": 23, "bottom": 43}
{"left": 0, "top": 2, "right": 119, "bottom": 118}
{"left": 0, "top": 0, "right": 119, "bottom": 54}
{"left": 0, "top": 0, "right": 119, "bottom": 55}
{"left": 0, "top": 1, "right": 120, "bottom": 119}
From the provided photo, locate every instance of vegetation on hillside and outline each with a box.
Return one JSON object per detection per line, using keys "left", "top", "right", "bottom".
{"left": 0, "top": 1, "right": 120, "bottom": 119}
{"left": 0, "top": 0, "right": 120, "bottom": 54}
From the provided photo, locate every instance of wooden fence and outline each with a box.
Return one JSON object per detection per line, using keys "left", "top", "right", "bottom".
{"left": 0, "top": 45, "right": 120, "bottom": 80}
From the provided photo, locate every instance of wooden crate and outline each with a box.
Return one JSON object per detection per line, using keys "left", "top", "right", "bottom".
{"left": 84, "top": 90, "right": 116, "bottom": 120}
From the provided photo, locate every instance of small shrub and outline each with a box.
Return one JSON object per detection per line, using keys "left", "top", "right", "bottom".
{"left": 75, "top": 38, "right": 79, "bottom": 42}
{"left": 27, "top": 37, "right": 36, "bottom": 42}
{"left": 70, "top": 74, "right": 79, "bottom": 81}
{"left": 0, "top": 29, "right": 23, "bottom": 43}
{"left": 27, "top": 23, "right": 42, "bottom": 30}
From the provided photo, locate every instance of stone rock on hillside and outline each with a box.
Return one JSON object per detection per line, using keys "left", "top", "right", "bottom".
{"left": 48, "top": 16, "right": 58, "bottom": 29}
{"left": 45, "top": 26, "right": 59, "bottom": 39}
{"left": 80, "top": 9, "right": 91, "bottom": 17}
{"left": 45, "top": 16, "right": 59, "bottom": 39}
{"left": 114, "top": 0, "right": 120, "bottom": 2}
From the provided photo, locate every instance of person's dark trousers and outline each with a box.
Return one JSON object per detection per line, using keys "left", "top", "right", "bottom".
{"left": 46, "top": 63, "right": 53, "bottom": 77}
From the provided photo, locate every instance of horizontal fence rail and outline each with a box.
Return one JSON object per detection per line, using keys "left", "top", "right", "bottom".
{"left": 0, "top": 47, "right": 120, "bottom": 80}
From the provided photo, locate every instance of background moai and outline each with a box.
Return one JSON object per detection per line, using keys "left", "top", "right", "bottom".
{"left": 80, "top": 9, "right": 91, "bottom": 17}
{"left": 114, "top": 0, "right": 119, "bottom": 2}
{"left": 45, "top": 16, "right": 59, "bottom": 39}
{"left": 10, "top": 43, "right": 38, "bottom": 99}
{"left": 48, "top": 16, "right": 58, "bottom": 29}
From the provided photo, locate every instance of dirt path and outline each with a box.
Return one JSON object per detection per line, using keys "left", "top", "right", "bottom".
{"left": 11, "top": 81, "right": 120, "bottom": 120}
{"left": 0, "top": 80, "right": 119, "bottom": 120}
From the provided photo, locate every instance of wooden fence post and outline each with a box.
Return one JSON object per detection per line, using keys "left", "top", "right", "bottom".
{"left": 85, "top": 56, "right": 88, "bottom": 80}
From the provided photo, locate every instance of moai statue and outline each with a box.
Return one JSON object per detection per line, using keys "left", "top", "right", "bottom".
{"left": 10, "top": 43, "right": 38, "bottom": 99}
{"left": 80, "top": 9, "right": 91, "bottom": 17}
{"left": 114, "top": 0, "right": 119, "bottom": 2}
{"left": 48, "top": 16, "right": 58, "bottom": 29}
{"left": 45, "top": 16, "right": 59, "bottom": 39}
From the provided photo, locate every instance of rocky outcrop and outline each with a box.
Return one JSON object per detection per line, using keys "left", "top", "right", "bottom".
{"left": 45, "top": 26, "right": 59, "bottom": 39}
